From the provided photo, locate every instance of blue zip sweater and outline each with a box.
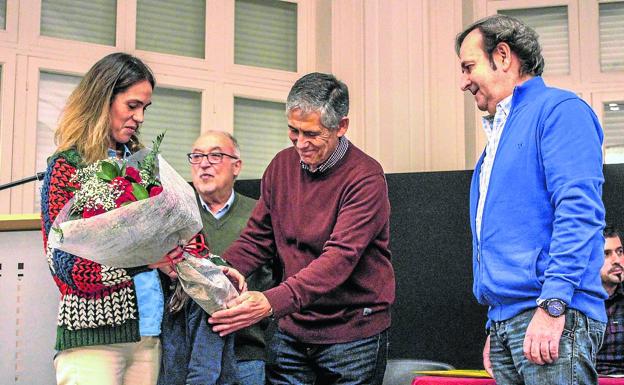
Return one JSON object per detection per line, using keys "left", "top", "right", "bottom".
{"left": 470, "top": 77, "right": 607, "bottom": 326}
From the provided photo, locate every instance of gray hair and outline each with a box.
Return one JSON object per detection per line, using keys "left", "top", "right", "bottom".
{"left": 455, "top": 14, "right": 544, "bottom": 77}
{"left": 286, "top": 72, "right": 349, "bottom": 130}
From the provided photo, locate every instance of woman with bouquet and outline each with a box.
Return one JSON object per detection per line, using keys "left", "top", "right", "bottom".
{"left": 40, "top": 52, "right": 174, "bottom": 385}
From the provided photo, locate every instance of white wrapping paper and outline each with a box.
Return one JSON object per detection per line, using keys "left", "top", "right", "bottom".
{"left": 47, "top": 152, "right": 203, "bottom": 268}
{"left": 175, "top": 254, "right": 239, "bottom": 315}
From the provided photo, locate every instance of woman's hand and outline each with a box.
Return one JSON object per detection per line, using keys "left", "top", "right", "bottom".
{"left": 157, "top": 264, "right": 178, "bottom": 279}
{"left": 148, "top": 246, "right": 185, "bottom": 278}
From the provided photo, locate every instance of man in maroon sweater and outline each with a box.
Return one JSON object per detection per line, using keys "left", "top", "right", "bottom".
{"left": 209, "top": 72, "right": 395, "bottom": 385}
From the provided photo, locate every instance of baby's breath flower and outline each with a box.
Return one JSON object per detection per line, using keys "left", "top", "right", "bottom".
{"left": 71, "top": 160, "right": 121, "bottom": 212}
{"left": 139, "top": 170, "right": 151, "bottom": 187}
{"left": 68, "top": 136, "right": 164, "bottom": 218}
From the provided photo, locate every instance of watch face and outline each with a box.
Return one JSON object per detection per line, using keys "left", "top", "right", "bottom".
{"left": 547, "top": 300, "right": 565, "bottom": 317}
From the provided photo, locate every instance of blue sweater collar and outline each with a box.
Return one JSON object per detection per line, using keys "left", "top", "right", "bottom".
{"left": 510, "top": 76, "right": 545, "bottom": 111}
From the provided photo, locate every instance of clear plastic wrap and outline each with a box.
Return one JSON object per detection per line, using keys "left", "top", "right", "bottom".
{"left": 175, "top": 253, "right": 239, "bottom": 314}
{"left": 47, "top": 151, "right": 203, "bottom": 268}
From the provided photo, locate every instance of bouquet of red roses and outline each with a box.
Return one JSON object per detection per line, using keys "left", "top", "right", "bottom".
{"left": 47, "top": 134, "right": 239, "bottom": 312}
{"left": 66, "top": 139, "right": 164, "bottom": 220}
{"left": 47, "top": 134, "right": 203, "bottom": 268}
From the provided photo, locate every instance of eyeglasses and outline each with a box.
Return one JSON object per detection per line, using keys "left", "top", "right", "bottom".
{"left": 187, "top": 152, "right": 239, "bottom": 165}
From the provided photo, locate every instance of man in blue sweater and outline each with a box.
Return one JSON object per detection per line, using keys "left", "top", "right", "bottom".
{"left": 456, "top": 14, "right": 607, "bottom": 384}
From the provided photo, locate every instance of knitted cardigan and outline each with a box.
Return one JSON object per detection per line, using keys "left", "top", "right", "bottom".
{"left": 40, "top": 149, "right": 143, "bottom": 351}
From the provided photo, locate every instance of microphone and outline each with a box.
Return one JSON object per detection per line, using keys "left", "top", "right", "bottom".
{"left": 0, "top": 171, "right": 46, "bottom": 191}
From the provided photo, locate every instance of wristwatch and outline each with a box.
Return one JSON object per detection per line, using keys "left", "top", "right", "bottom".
{"left": 538, "top": 299, "right": 566, "bottom": 317}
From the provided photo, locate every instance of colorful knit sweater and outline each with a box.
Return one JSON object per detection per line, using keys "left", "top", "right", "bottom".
{"left": 40, "top": 149, "right": 142, "bottom": 351}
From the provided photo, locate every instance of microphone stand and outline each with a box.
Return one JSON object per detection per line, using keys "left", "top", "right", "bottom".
{"left": 0, "top": 172, "right": 45, "bottom": 191}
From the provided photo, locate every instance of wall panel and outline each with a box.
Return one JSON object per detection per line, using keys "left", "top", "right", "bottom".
{"left": 332, "top": 0, "right": 467, "bottom": 173}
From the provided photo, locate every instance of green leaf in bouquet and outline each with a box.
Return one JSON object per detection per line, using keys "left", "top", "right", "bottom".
{"left": 68, "top": 204, "right": 83, "bottom": 220}
{"left": 97, "top": 161, "right": 119, "bottom": 181}
{"left": 51, "top": 226, "right": 64, "bottom": 242}
{"left": 68, "top": 209, "right": 82, "bottom": 220}
{"left": 209, "top": 255, "right": 229, "bottom": 266}
{"left": 120, "top": 162, "right": 127, "bottom": 177}
{"left": 139, "top": 132, "right": 165, "bottom": 182}
{"left": 131, "top": 182, "right": 149, "bottom": 200}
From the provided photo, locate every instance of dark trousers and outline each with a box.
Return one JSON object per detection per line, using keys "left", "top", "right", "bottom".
{"left": 159, "top": 299, "right": 239, "bottom": 385}
{"left": 267, "top": 328, "right": 388, "bottom": 385}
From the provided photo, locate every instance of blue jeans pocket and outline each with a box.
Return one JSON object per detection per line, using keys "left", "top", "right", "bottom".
{"left": 491, "top": 309, "right": 605, "bottom": 385}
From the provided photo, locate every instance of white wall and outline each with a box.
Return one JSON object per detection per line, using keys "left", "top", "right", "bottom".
{"left": 332, "top": 0, "right": 468, "bottom": 173}
{"left": 0, "top": 230, "right": 57, "bottom": 385}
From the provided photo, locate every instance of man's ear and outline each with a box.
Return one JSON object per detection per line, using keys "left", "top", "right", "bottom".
{"left": 337, "top": 117, "right": 349, "bottom": 137}
{"left": 232, "top": 158, "right": 242, "bottom": 178}
{"left": 494, "top": 42, "right": 513, "bottom": 70}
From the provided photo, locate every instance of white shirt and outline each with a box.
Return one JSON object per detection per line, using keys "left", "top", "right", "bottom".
{"left": 199, "top": 190, "right": 235, "bottom": 220}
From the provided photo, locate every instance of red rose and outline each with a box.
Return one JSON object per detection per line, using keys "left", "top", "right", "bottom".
{"left": 83, "top": 205, "right": 106, "bottom": 218}
{"left": 149, "top": 185, "right": 163, "bottom": 197}
{"left": 125, "top": 167, "right": 142, "bottom": 183}
{"left": 115, "top": 191, "right": 137, "bottom": 207}
{"left": 111, "top": 176, "right": 133, "bottom": 194}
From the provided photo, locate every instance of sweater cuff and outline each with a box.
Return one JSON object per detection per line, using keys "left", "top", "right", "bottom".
{"left": 539, "top": 277, "right": 574, "bottom": 305}
{"left": 263, "top": 284, "right": 297, "bottom": 319}
{"left": 126, "top": 265, "right": 151, "bottom": 277}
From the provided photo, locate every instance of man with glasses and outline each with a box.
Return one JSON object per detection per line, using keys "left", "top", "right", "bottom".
{"left": 160, "top": 131, "right": 275, "bottom": 385}
{"left": 596, "top": 226, "right": 624, "bottom": 375}
{"left": 208, "top": 72, "right": 395, "bottom": 385}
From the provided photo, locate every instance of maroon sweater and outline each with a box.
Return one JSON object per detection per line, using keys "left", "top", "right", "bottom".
{"left": 223, "top": 142, "right": 395, "bottom": 344}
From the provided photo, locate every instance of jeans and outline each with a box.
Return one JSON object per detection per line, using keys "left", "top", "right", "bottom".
{"left": 238, "top": 360, "right": 265, "bottom": 385}
{"left": 159, "top": 299, "right": 238, "bottom": 385}
{"left": 267, "top": 328, "right": 388, "bottom": 385}
{"left": 489, "top": 308, "right": 605, "bottom": 385}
